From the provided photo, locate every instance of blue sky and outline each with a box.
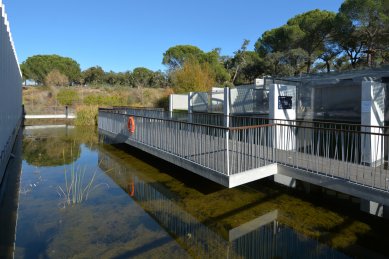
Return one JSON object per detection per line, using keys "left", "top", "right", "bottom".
{"left": 4, "top": 0, "right": 344, "bottom": 72}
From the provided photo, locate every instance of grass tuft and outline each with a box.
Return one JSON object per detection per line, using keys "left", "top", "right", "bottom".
{"left": 74, "top": 105, "right": 98, "bottom": 126}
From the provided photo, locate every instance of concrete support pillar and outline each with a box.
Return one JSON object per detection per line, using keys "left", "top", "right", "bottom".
{"left": 274, "top": 174, "right": 296, "bottom": 188}
{"left": 360, "top": 199, "right": 389, "bottom": 218}
{"left": 361, "top": 81, "right": 385, "bottom": 166}
{"left": 269, "top": 84, "right": 297, "bottom": 150}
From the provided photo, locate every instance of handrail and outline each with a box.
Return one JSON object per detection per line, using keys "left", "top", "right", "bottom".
{"left": 99, "top": 107, "right": 389, "bottom": 130}
{"left": 275, "top": 122, "right": 389, "bottom": 137}
{"left": 99, "top": 108, "right": 389, "bottom": 136}
{"left": 99, "top": 109, "right": 229, "bottom": 130}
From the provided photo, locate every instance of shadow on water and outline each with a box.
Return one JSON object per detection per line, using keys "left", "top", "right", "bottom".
{"left": 112, "top": 236, "right": 172, "bottom": 259}
{"left": 0, "top": 129, "right": 22, "bottom": 259}
{"left": 101, "top": 140, "right": 389, "bottom": 258}
{"left": 110, "top": 143, "right": 225, "bottom": 195}
{"left": 7, "top": 126, "right": 389, "bottom": 258}
{"left": 99, "top": 147, "right": 352, "bottom": 258}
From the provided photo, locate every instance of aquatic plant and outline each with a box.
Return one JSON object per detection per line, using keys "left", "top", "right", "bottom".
{"left": 57, "top": 166, "right": 95, "bottom": 207}
{"left": 57, "top": 151, "right": 109, "bottom": 208}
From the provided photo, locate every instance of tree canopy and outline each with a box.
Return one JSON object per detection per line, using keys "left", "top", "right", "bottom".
{"left": 162, "top": 45, "right": 230, "bottom": 90}
{"left": 21, "top": 55, "right": 81, "bottom": 84}
{"left": 255, "top": 9, "right": 336, "bottom": 74}
{"left": 255, "top": 1, "right": 389, "bottom": 75}
{"left": 21, "top": 1, "right": 389, "bottom": 90}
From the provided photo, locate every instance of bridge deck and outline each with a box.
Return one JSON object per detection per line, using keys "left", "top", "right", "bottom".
{"left": 98, "top": 109, "right": 389, "bottom": 207}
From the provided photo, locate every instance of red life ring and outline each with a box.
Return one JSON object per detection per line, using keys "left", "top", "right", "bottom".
{"left": 127, "top": 182, "right": 135, "bottom": 197}
{"left": 127, "top": 116, "right": 135, "bottom": 133}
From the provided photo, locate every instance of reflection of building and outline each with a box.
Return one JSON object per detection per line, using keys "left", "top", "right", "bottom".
{"left": 98, "top": 147, "right": 348, "bottom": 258}
{"left": 0, "top": 128, "right": 22, "bottom": 258}
{"left": 0, "top": 3, "right": 23, "bottom": 191}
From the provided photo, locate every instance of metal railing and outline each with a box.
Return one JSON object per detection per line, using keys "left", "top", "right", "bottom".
{"left": 99, "top": 109, "right": 275, "bottom": 175}
{"left": 24, "top": 106, "right": 75, "bottom": 116}
{"left": 98, "top": 108, "right": 389, "bottom": 192}
{"left": 275, "top": 121, "right": 389, "bottom": 191}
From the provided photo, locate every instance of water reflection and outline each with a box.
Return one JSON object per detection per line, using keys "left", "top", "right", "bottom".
{"left": 0, "top": 128, "right": 23, "bottom": 258}
{"left": 10, "top": 126, "right": 389, "bottom": 258}
{"left": 23, "top": 125, "right": 81, "bottom": 166}
{"left": 15, "top": 126, "right": 187, "bottom": 258}
{"left": 22, "top": 125, "right": 98, "bottom": 167}
{"left": 99, "top": 147, "right": 349, "bottom": 258}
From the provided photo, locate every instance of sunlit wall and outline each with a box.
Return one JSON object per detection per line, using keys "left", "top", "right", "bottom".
{"left": 0, "top": 1, "right": 22, "bottom": 175}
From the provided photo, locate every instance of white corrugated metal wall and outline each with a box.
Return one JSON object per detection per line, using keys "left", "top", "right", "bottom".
{"left": 0, "top": 1, "right": 22, "bottom": 175}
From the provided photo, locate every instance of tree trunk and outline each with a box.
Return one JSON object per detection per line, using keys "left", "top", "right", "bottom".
{"left": 232, "top": 65, "right": 240, "bottom": 84}
{"left": 326, "top": 61, "right": 331, "bottom": 73}
{"left": 306, "top": 59, "right": 311, "bottom": 74}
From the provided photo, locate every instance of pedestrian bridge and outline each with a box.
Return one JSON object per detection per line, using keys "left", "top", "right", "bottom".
{"left": 98, "top": 108, "right": 389, "bottom": 214}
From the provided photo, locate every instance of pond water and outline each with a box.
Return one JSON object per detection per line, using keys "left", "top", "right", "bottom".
{"left": 5, "top": 126, "right": 389, "bottom": 258}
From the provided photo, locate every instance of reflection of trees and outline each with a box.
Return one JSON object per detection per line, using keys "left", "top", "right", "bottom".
{"left": 23, "top": 137, "right": 80, "bottom": 167}
{"left": 23, "top": 126, "right": 99, "bottom": 167}
{"left": 73, "top": 126, "right": 98, "bottom": 150}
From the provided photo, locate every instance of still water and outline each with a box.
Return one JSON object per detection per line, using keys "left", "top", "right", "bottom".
{"left": 8, "top": 126, "right": 389, "bottom": 258}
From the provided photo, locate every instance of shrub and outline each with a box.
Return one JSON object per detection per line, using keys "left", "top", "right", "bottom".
{"left": 170, "top": 59, "right": 216, "bottom": 94}
{"left": 44, "top": 69, "right": 69, "bottom": 87}
{"left": 57, "top": 89, "right": 79, "bottom": 106}
{"left": 75, "top": 105, "right": 98, "bottom": 126}
{"left": 83, "top": 94, "right": 127, "bottom": 106}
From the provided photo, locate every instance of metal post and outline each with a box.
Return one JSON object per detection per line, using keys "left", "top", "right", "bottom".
{"left": 224, "top": 87, "right": 230, "bottom": 175}
{"left": 169, "top": 94, "right": 173, "bottom": 119}
{"left": 188, "top": 92, "right": 193, "bottom": 123}
{"left": 65, "top": 105, "right": 68, "bottom": 119}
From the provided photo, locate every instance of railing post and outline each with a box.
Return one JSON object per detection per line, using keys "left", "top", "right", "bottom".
{"left": 188, "top": 92, "right": 193, "bottom": 123}
{"left": 169, "top": 94, "right": 173, "bottom": 119}
{"left": 224, "top": 87, "right": 230, "bottom": 175}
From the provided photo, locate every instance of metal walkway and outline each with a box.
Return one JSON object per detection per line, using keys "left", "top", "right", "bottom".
{"left": 98, "top": 108, "right": 389, "bottom": 207}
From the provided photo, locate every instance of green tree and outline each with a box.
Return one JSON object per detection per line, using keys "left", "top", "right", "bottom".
{"left": 225, "top": 49, "right": 264, "bottom": 85}
{"left": 255, "top": 25, "right": 303, "bottom": 56}
{"left": 104, "top": 71, "right": 119, "bottom": 85}
{"left": 82, "top": 66, "right": 105, "bottom": 85}
{"left": 21, "top": 55, "right": 81, "bottom": 84}
{"left": 230, "top": 39, "right": 250, "bottom": 84}
{"left": 132, "top": 67, "right": 154, "bottom": 88}
{"left": 263, "top": 52, "right": 294, "bottom": 77}
{"left": 162, "top": 45, "right": 205, "bottom": 71}
{"left": 285, "top": 48, "right": 309, "bottom": 75}
{"left": 202, "top": 48, "right": 231, "bottom": 84}
{"left": 150, "top": 71, "right": 168, "bottom": 88}
{"left": 337, "top": 0, "right": 389, "bottom": 66}
{"left": 318, "top": 41, "right": 342, "bottom": 73}
{"left": 163, "top": 45, "right": 230, "bottom": 85}
{"left": 332, "top": 13, "right": 365, "bottom": 68}
{"left": 170, "top": 59, "right": 215, "bottom": 94}
{"left": 255, "top": 10, "right": 336, "bottom": 74}
{"left": 287, "top": 9, "right": 336, "bottom": 73}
